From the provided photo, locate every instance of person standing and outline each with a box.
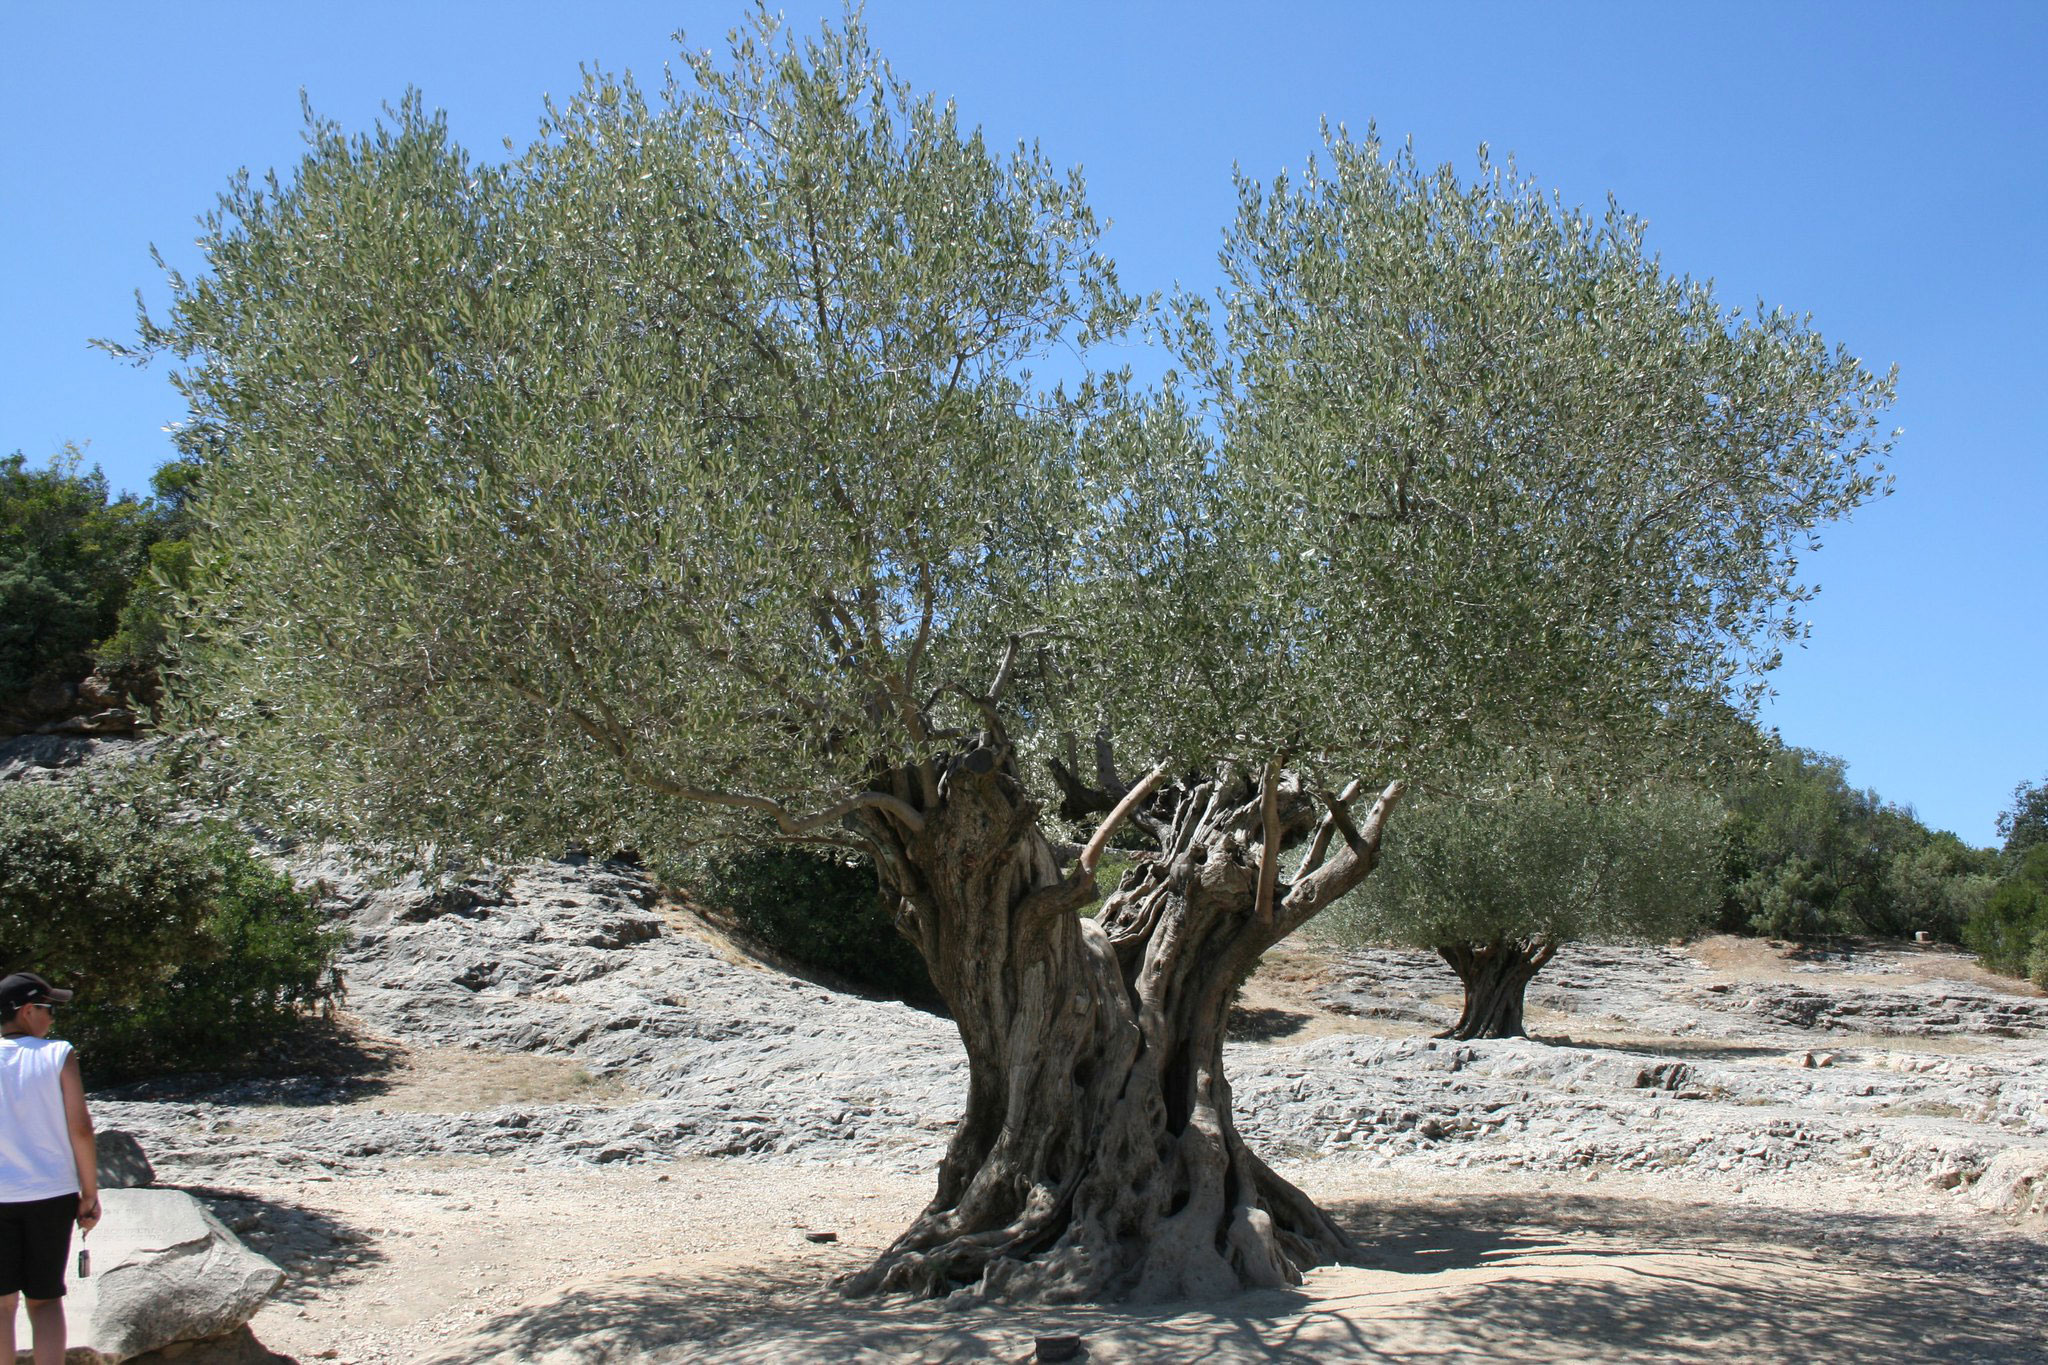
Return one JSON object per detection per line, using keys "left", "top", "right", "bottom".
{"left": 0, "top": 972, "right": 99, "bottom": 1365}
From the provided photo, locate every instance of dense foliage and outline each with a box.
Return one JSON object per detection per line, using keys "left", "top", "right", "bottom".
{"left": 1965, "top": 845, "right": 2048, "bottom": 987}
{"left": 0, "top": 450, "right": 192, "bottom": 728}
{"left": 132, "top": 21, "right": 1131, "bottom": 856}
{"left": 97, "top": 457, "right": 201, "bottom": 678}
{"left": 126, "top": 15, "right": 1895, "bottom": 862}
{"left": 1967, "top": 779, "right": 2048, "bottom": 986}
{"left": 1, "top": 452, "right": 153, "bottom": 694}
{"left": 696, "top": 847, "right": 937, "bottom": 1008}
{"left": 0, "top": 778, "right": 342, "bottom": 1081}
{"left": 1721, "top": 745, "right": 1996, "bottom": 941}
{"left": 1998, "top": 776, "right": 2048, "bottom": 864}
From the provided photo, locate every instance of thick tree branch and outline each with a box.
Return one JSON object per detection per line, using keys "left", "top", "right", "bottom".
{"left": 1322, "top": 786, "right": 1366, "bottom": 856}
{"left": 1254, "top": 757, "right": 1284, "bottom": 923}
{"left": 1277, "top": 779, "right": 1406, "bottom": 932}
{"left": 1093, "top": 730, "right": 1128, "bottom": 799}
{"left": 1300, "top": 779, "right": 1365, "bottom": 877}
{"left": 1078, "top": 763, "right": 1171, "bottom": 875}
{"left": 989, "top": 628, "right": 1053, "bottom": 703}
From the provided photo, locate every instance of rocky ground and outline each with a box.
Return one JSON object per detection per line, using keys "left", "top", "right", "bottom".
{"left": 65, "top": 847, "right": 2048, "bottom": 1362}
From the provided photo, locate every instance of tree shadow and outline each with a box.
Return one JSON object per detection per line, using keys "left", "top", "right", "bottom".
{"left": 91, "top": 1018, "right": 407, "bottom": 1105}
{"left": 1538, "top": 1035, "right": 1801, "bottom": 1062}
{"left": 1228, "top": 1003, "right": 1316, "bottom": 1041}
{"left": 177, "top": 1184, "right": 388, "bottom": 1305}
{"left": 128, "top": 1325, "right": 299, "bottom": 1364}
{"left": 412, "top": 1190, "right": 2048, "bottom": 1363}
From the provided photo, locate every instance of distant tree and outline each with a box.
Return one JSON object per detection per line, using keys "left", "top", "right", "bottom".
{"left": 0, "top": 448, "right": 193, "bottom": 731}
{"left": 1320, "top": 786, "right": 1725, "bottom": 1039}
{"left": 1882, "top": 831, "right": 1997, "bottom": 942}
{"left": 97, "top": 457, "right": 202, "bottom": 681}
{"left": 126, "top": 11, "right": 1891, "bottom": 1303}
{"left": 0, "top": 451, "right": 150, "bottom": 692}
{"left": 1998, "top": 777, "right": 2048, "bottom": 864}
{"left": 1965, "top": 845, "right": 2048, "bottom": 987}
{"left": 1722, "top": 744, "right": 1993, "bottom": 941}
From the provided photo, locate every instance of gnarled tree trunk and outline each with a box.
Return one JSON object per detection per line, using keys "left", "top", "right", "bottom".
{"left": 1434, "top": 937, "right": 1559, "bottom": 1040}
{"left": 844, "top": 757, "right": 1400, "bottom": 1303}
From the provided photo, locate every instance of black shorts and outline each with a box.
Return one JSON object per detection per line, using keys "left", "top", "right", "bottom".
{"left": 0, "top": 1193, "right": 78, "bottom": 1299}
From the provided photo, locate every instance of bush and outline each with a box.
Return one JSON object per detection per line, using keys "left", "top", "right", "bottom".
{"left": 1965, "top": 844, "right": 2048, "bottom": 987}
{"left": 1735, "top": 857, "right": 1850, "bottom": 941}
{"left": 697, "top": 846, "right": 938, "bottom": 1008}
{"left": 0, "top": 779, "right": 342, "bottom": 1082}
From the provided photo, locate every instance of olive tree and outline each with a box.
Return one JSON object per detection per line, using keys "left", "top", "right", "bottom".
{"left": 127, "top": 12, "right": 1894, "bottom": 1304}
{"left": 1320, "top": 786, "right": 1726, "bottom": 1039}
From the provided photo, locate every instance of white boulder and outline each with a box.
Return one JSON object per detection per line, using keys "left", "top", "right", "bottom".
{"left": 11, "top": 1188, "right": 282, "bottom": 1362}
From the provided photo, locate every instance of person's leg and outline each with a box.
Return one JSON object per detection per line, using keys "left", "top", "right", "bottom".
{"left": 14, "top": 1194, "right": 73, "bottom": 1365}
{"left": 22, "top": 1294, "right": 63, "bottom": 1365}
{"left": 1, "top": 1196, "right": 21, "bottom": 1363}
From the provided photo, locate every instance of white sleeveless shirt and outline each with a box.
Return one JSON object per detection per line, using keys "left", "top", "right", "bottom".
{"left": 0, "top": 1036, "right": 80, "bottom": 1202}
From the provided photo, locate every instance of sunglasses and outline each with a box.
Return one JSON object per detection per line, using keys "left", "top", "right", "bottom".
{"left": 22, "top": 1002, "right": 56, "bottom": 1013}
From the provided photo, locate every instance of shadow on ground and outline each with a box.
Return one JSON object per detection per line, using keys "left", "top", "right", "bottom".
{"left": 93, "top": 1017, "right": 408, "bottom": 1105}
{"left": 415, "top": 1191, "right": 2048, "bottom": 1363}
{"left": 129, "top": 1325, "right": 298, "bottom": 1364}
{"left": 180, "top": 1185, "right": 387, "bottom": 1305}
{"left": 1228, "top": 1003, "right": 1317, "bottom": 1041}
{"left": 1542, "top": 1035, "right": 1804, "bottom": 1062}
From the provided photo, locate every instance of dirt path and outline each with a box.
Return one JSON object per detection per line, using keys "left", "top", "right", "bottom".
{"left": 177, "top": 1157, "right": 2047, "bottom": 1363}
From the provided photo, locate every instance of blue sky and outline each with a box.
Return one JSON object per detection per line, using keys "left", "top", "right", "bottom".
{"left": 4, "top": 3, "right": 2043, "bottom": 844}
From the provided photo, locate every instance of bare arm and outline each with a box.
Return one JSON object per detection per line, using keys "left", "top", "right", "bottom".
{"left": 60, "top": 1053, "right": 98, "bottom": 1230}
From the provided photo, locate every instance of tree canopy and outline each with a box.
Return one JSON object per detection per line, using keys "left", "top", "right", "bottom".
{"left": 1999, "top": 777, "right": 2048, "bottom": 864}
{"left": 1, "top": 451, "right": 150, "bottom": 693}
{"left": 126, "top": 9, "right": 1900, "bottom": 1302}
{"left": 135, "top": 15, "right": 1131, "bottom": 857}
{"left": 0, "top": 448, "right": 187, "bottom": 731}
{"left": 133, "top": 23, "right": 1896, "bottom": 861}
{"left": 1966, "top": 844, "right": 2048, "bottom": 988}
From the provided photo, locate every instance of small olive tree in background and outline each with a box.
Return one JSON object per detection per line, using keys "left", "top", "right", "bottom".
{"left": 1317, "top": 786, "right": 1726, "bottom": 1039}
{"left": 124, "top": 9, "right": 1892, "bottom": 1303}
{"left": 0, "top": 777, "right": 342, "bottom": 1082}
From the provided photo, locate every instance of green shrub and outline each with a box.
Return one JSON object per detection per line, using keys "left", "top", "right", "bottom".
{"left": 1965, "top": 844, "right": 2048, "bottom": 986}
{"left": 0, "top": 779, "right": 342, "bottom": 1082}
{"left": 697, "top": 846, "right": 938, "bottom": 1009}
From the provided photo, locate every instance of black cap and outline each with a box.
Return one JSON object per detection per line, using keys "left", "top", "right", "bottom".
{"left": 0, "top": 973, "right": 74, "bottom": 1013}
